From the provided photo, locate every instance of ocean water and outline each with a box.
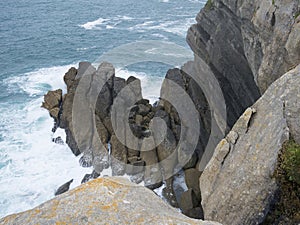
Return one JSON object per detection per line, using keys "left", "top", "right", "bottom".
{"left": 0, "top": 0, "right": 205, "bottom": 217}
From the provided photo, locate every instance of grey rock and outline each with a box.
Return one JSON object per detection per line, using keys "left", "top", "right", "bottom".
{"left": 200, "top": 65, "right": 300, "bottom": 225}
{"left": 179, "top": 189, "right": 200, "bottom": 213}
{"left": 0, "top": 177, "right": 222, "bottom": 225}
{"left": 184, "top": 168, "right": 202, "bottom": 199}
{"left": 140, "top": 137, "right": 163, "bottom": 189}
{"left": 184, "top": 207, "right": 204, "bottom": 220}
{"left": 110, "top": 135, "right": 127, "bottom": 176}
{"left": 54, "top": 179, "right": 73, "bottom": 196}
{"left": 42, "top": 89, "right": 62, "bottom": 121}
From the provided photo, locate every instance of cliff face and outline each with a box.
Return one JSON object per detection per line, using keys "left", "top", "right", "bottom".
{"left": 200, "top": 65, "right": 300, "bottom": 225}
{"left": 187, "top": 0, "right": 299, "bottom": 124}
{"left": 163, "top": 0, "right": 299, "bottom": 170}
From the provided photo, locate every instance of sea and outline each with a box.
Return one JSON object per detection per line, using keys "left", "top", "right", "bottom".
{"left": 0, "top": 0, "right": 205, "bottom": 217}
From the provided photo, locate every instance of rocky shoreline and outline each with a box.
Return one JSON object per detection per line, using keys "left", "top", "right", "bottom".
{"left": 1, "top": 0, "right": 300, "bottom": 224}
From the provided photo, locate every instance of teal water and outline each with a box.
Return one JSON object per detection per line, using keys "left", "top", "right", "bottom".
{"left": 0, "top": 0, "right": 205, "bottom": 217}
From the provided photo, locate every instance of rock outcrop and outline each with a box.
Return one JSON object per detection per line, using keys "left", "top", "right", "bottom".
{"left": 188, "top": 0, "right": 300, "bottom": 94}
{"left": 39, "top": 0, "right": 300, "bottom": 222}
{"left": 0, "top": 177, "right": 221, "bottom": 225}
{"left": 42, "top": 89, "right": 62, "bottom": 129}
{"left": 200, "top": 65, "right": 300, "bottom": 225}
{"left": 172, "top": 0, "right": 300, "bottom": 171}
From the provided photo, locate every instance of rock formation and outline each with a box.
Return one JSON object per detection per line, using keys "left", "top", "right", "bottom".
{"left": 38, "top": 0, "right": 300, "bottom": 222}
{"left": 200, "top": 65, "right": 300, "bottom": 225}
{"left": 0, "top": 177, "right": 221, "bottom": 225}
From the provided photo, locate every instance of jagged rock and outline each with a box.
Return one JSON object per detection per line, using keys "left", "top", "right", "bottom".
{"left": 110, "top": 135, "right": 127, "bottom": 176}
{"left": 81, "top": 170, "right": 100, "bottom": 184}
{"left": 54, "top": 179, "right": 73, "bottom": 196}
{"left": 179, "top": 189, "right": 200, "bottom": 213}
{"left": 42, "top": 89, "right": 62, "bottom": 110}
{"left": 140, "top": 137, "right": 163, "bottom": 189}
{"left": 56, "top": 61, "right": 145, "bottom": 175}
{"left": 42, "top": 89, "right": 62, "bottom": 121}
{"left": 200, "top": 65, "right": 300, "bottom": 225}
{"left": 184, "top": 168, "right": 202, "bottom": 199}
{"left": 0, "top": 177, "right": 222, "bottom": 225}
{"left": 63, "top": 67, "right": 77, "bottom": 92}
{"left": 187, "top": 0, "right": 300, "bottom": 121}
{"left": 156, "top": 128, "right": 177, "bottom": 178}
{"left": 52, "top": 136, "right": 64, "bottom": 145}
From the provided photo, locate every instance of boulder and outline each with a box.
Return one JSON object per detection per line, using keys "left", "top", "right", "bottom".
{"left": 179, "top": 189, "right": 200, "bottom": 213}
{"left": 200, "top": 65, "right": 300, "bottom": 225}
{"left": 42, "top": 89, "right": 62, "bottom": 121}
{"left": 110, "top": 135, "right": 127, "bottom": 176}
{"left": 184, "top": 168, "right": 202, "bottom": 199}
{"left": 0, "top": 177, "right": 221, "bottom": 225}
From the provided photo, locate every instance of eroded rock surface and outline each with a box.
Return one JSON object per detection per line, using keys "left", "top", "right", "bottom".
{"left": 200, "top": 65, "right": 300, "bottom": 225}
{"left": 0, "top": 177, "right": 221, "bottom": 225}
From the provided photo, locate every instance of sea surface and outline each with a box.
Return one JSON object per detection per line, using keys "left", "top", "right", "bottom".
{"left": 0, "top": 0, "right": 205, "bottom": 217}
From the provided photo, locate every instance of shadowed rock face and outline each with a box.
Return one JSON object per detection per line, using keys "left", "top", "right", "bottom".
{"left": 187, "top": 0, "right": 300, "bottom": 94}
{"left": 200, "top": 65, "right": 300, "bottom": 225}
{"left": 0, "top": 177, "right": 222, "bottom": 225}
{"left": 160, "top": 0, "right": 300, "bottom": 172}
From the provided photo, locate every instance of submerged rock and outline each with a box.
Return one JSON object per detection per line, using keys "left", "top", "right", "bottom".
{"left": 0, "top": 177, "right": 222, "bottom": 225}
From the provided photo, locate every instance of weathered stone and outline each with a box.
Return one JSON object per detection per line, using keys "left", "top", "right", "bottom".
{"left": 179, "top": 189, "right": 200, "bottom": 212}
{"left": 200, "top": 65, "right": 300, "bottom": 225}
{"left": 110, "top": 135, "right": 127, "bottom": 176}
{"left": 156, "top": 129, "right": 177, "bottom": 178}
{"left": 184, "top": 207, "right": 204, "bottom": 220}
{"left": 184, "top": 168, "right": 202, "bottom": 199}
{"left": 140, "top": 137, "right": 163, "bottom": 189}
{"left": 0, "top": 177, "right": 222, "bottom": 225}
{"left": 63, "top": 67, "right": 77, "bottom": 91}
{"left": 42, "top": 89, "right": 62, "bottom": 111}
{"left": 183, "top": 152, "right": 198, "bottom": 170}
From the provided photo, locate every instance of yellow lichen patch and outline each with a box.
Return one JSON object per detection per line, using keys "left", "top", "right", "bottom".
{"left": 1, "top": 214, "right": 18, "bottom": 224}
{"left": 100, "top": 201, "right": 119, "bottom": 211}
{"left": 218, "top": 139, "right": 228, "bottom": 149}
{"left": 55, "top": 222, "right": 71, "bottom": 225}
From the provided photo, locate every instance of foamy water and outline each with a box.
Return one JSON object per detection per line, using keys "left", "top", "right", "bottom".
{"left": 0, "top": 64, "right": 164, "bottom": 217}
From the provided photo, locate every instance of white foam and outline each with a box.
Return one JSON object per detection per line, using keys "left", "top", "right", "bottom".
{"left": 79, "top": 18, "right": 109, "bottom": 30}
{"left": 80, "top": 16, "right": 134, "bottom": 31}
{"left": 5, "top": 64, "right": 75, "bottom": 96}
{"left": 0, "top": 65, "right": 93, "bottom": 218}
{"left": 128, "top": 18, "right": 195, "bottom": 37}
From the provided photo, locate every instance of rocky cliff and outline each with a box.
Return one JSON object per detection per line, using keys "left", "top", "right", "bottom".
{"left": 162, "top": 0, "right": 300, "bottom": 170}
{"left": 29, "top": 0, "right": 300, "bottom": 223}
{"left": 200, "top": 65, "right": 300, "bottom": 225}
